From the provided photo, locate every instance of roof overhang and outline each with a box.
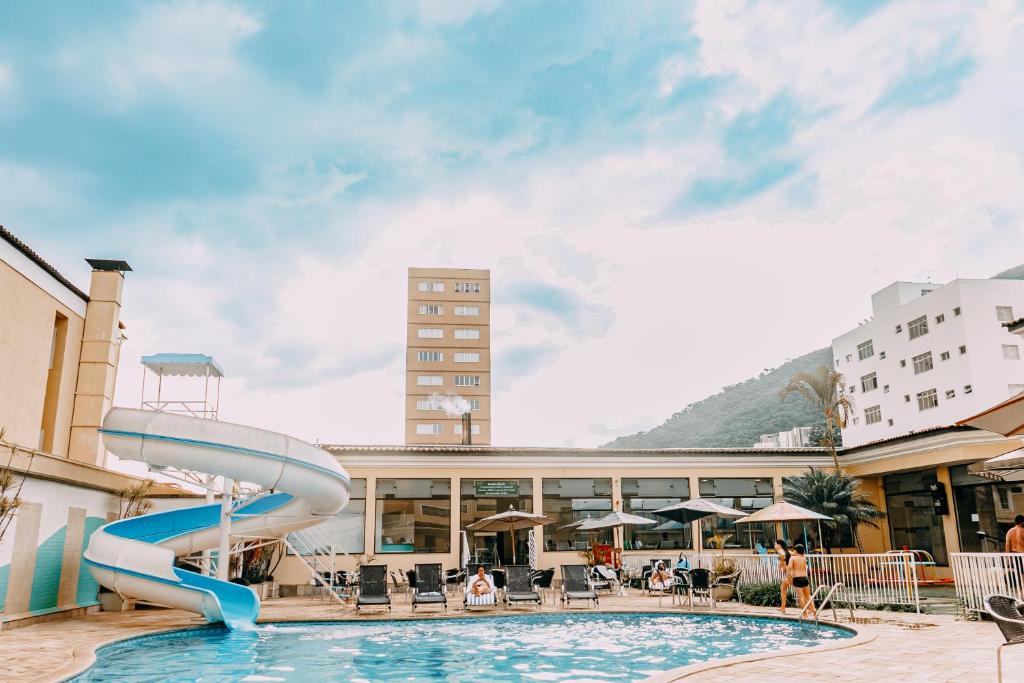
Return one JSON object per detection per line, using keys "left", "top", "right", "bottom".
{"left": 957, "top": 393, "right": 1024, "bottom": 436}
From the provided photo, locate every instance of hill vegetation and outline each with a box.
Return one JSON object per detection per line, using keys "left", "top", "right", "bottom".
{"left": 602, "top": 347, "right": 833, "bottom": 449}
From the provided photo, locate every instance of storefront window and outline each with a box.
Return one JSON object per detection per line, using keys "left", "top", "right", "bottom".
{"left": 288, "top": 479, "right": 366, "bottom": 555}
{"left": 622, "top": 478, "right": 692, "bottom": 551}
{"left": 376, "top": 479, "right": 451, "bottom": 553}
{"left": 698, "top": 478, "right": 775, "bottom": 549}
{"left": 461, "top": 479, "right": 533, "bottom": 565}
{"left": 884, "top": 470, "right": 948, "bottom": 565}
{"left": 542, "top": 478, "right": 613, "bottom": 550}
{"left": 951, "top": 465, "right": 1024, "bottom": 552}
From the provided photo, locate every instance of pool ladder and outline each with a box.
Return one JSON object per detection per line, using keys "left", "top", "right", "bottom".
{"left": 799, "top": 582, "right": 854, "bottom": 626}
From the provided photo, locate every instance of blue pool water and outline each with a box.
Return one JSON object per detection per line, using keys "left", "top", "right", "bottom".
{"left": 74, "top": 613, "right": 852, "bottom": 682}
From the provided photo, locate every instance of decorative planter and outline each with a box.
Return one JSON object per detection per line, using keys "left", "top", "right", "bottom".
{"left": 712, "top": 584, "right": 734, "bottom": 602}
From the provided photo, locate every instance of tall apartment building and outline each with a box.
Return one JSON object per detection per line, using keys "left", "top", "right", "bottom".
{"left": 405, "top": 267, "right": 491, "bottom": 445}
{"left": 832, "top": 279, "right": 1024, "bottom": 447}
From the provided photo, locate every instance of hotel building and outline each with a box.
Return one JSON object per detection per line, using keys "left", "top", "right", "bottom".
{"left": 832, "top": 279, "right": 1024, "bottom": 447}
{"left": 405, "top": 267, "right": 491, "bottom": 445}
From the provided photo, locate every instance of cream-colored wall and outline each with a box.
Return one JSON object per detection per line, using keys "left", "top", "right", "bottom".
{"left": 0, "top": 260, "right": 85, "bottom": 457}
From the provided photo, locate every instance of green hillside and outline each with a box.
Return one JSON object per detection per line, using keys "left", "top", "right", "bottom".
{"left": 992, "top": 263, "right": 1024, "bottom": 280}
{"left": 602, "top": 347, "right": 833, "bottom": 449}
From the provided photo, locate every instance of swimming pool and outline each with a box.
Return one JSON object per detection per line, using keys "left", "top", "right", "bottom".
{"left": 73, "top": 612, "right": 853, "bottom": 682}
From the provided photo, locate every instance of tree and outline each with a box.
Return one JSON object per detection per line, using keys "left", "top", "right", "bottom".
{"left": 116, "top": 479, "right": 155, "bottom": 519}
{"left": 779, "top": 365, "right": 852, "bottom": 469}
{"left": 0, "top": 427, "right": 24, "bottom": 546}
{"left": 783, "top": 468, "right": 886, "bottom": 553}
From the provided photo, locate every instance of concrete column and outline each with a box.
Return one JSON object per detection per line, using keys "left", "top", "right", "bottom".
{"left": 935, "top": 466, "right": 960, "bottom": 556}
{"left": 772, "top": 475, "right": 785, "bottom": 542}
{"left": 449, "top": 475, "right": 460, "bottom": 568}
{"left": 5, "top": 502, "right": 42, "bottom": 614}
{"left": 689, "top": 475, "right": 702, "bottom": 552}
{"left": 57, "top": 507, "right": 87, "bottom": 607}
{"left": 363, "top": 476, "right": 377, "bottom": 558}
{"left": 69, "top": 269, "right": 126, "bottom": 466}
{"left": 533, "top": 476, "right": 545, "bottom": 568}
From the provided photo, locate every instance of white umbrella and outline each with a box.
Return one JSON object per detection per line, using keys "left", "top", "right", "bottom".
{"left": 651, "top": 498, "right": 746, "bottom": 524}
{"left": 577, "top": 511, "right": 657, "bottom": 531}
{"left": 558, "top": 516, "right": 594, "bottom": 531}
{"left": 466, "top": 506, "right": 554, "bottom": 564}
{"left": 735, "top": 501, "right": 832, "bottom": 550}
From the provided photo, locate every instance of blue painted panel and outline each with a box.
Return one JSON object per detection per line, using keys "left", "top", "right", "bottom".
{"left": 0, "top": 560, "right": 9, "bottom": 611}
{"left": 28, "top": 524, "right": 68, "bottom": 611}
{"left": 76, "top": 516, "right": 106, "bottom": 606}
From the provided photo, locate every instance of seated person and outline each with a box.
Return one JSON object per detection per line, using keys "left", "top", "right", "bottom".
{"left": 465, "top": 565, "right": 495, "bottom": 605}
{"left": 648, "top": 561, "right": 675, "bottom": 590}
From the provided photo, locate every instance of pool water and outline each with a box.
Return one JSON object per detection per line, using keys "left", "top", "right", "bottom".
{"left": 74, "top": 613, "right": 852, "bottom": 682}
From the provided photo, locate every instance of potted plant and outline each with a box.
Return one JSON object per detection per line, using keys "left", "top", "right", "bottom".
{"left": 707, "top": 533, "right": 737, "bottom": 601}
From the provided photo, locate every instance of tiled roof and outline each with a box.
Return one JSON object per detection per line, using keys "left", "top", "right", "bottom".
{"left": 0, "top": 225, "right": 89, "bottom": 302}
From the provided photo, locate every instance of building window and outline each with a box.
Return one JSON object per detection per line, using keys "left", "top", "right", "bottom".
{"left": 883, "top": 385, "right": 890, "bottom": 393}
{"left": 964, "top": 384, "right": 973, "bottom": 394}
{"left": 916, "top": 389, "right": 938, "bottom": 411}
{"left": 899, "top": 359, "right": 907, "bottom": 368}
{"left": 884, "top": 471, "right": 947, "bottom": 565}
{"left": 416, "top": 423, "right": 443, "bottom": 435}
{"left": 912, "top": 352, "right": 933, "bottom": 374}
{"left": 418, "top": 281, "right": 445, "bottom": 293}
{"left": 1009, "top": 384, "right": 1024, "bottom": 396}
{"left": 417, "top": 351, "right": 443, "bottom": 362}
{"left": 908, "top": 316, "right": 929, "bottom": 340}
{"left": 1003, "top": 344, "right": 1020, "bottom": 360}
{"left": 699, "top": 478, "right": 775, "bottom": 549}
{"left": 935, "top": 314, "right": 945, "bottom": 324}
{"left": 953, "top": 306, "right": 961, "bottom": 316}
{"left": 857, "top": 340, "right": 874, "bottom": 360}
{"left": 997, "top": 306, "right": 1015, "bottom": 322}
{"left": 945, "top": 389, "right": 956, "bottom": 400}
{"left": 454, "top": 352, "right": 480, "bottom": 363}
{"left": 417, "top": 375, "right": 443, "bottom": 386}
{"left": 904, "top": 394, "right": 911, "bottom": 403}
{"left": 453, "top": 423, "right": 481, "bottom": 436}
{"left": 887, "top": 418, "right": 894, "bottom": 426}
{"left": 455, "top": 282, "right": 481, "bottom": 294}
{"left": 860, "top": 372, "right": 878, "bottom": 392}
{"left": 417, "top": 398, "right": 442, "bottom": 411}
{"left": 461, "top": 479, "right": 532, "bottom": 564}
{"left": 418, "top": 304, "right": 443, "bottom": 315}
{"left": 376, "top": 479, "right": 451, "bottom": 553}
{"left": 921, "top": 289, "right": 933, "bottom": 296}
{"left": 622, "top": 478, "right": 693, "bottom": 551}
{"left": 940, "top": 351, "right": 950, "bottom": 361}
{"left": 845, "top": 354, "right": 852, "bottom": 363}
{"left": 959, "top": 345, "right": 967, "bottom": 355}
{"left": 879, "top": 351, "right": 886, "bottom": 360}
{"left": 852, "top": 417, "right": 860, "bottom": 425}
{"left": 895, "top": 324, "right": 903, "bottom": 334}
{"left": 288, "top": 479, "right": 366, "bottom": 555}
{"left": 454, "top": 375, "right": 480, "bottom": 387}
{"left": 418, "top": 328, "right": 443, "bottom": 339}
{"left": 864, "top": 405, "right": 882, "bottom": 425}
{"left": 542, "top": 479, "right": 613, "bottom": 549}
{"left": 454, "top": 328, "right": 480, "bottom": 340}
{"left": 454, "top": 305, "right": 480, "bottom": 316}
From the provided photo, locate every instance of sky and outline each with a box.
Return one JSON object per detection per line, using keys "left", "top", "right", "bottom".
{"left": 3, "top": 0, "right": 1023, "bottom": 449}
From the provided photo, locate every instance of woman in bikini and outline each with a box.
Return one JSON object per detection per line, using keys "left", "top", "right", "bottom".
{"left": 789, "top": 544, "right": 816, "bottom": 617}
{"left": 775, "top": 539, "right": 791, "bottom": 614}
{"left": 649, "top": 561, "right": 674, "bottom": 590}
{"left": 468, "top": 565, "right": 492, "bottom": 596}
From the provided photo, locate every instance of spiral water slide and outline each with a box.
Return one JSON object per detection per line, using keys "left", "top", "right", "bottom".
{"left": 84, "top": 407, "right": 350, "bottom": 629}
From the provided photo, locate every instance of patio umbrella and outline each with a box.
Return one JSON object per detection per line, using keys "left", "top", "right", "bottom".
{"left": 966, "top": 447, "right": 1024, "bottom": 482}
{"left": 734, "top": 501, "right": 831, "bottom": 551}
{"left": 558, "top": 516, "right": 594, "bottom": 531}
{"left": 466, "top": 506, "right": 553, "bottom": 564}
{"left": 578, "top": 511, "right": 657, "bottom": 560}
{"left": 651, "top": 498, "right": 746, "bottom": 524}
{"left": 958, "top": 391, "right": 1024, "bottom": 436}
{"left": 651, "top": 520, "right": 687, "bottom": 532}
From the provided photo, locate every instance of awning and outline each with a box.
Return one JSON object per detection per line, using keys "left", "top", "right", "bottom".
{"left": 141, "top": 353, "right": 224, "bottom": 378}
{"left": 957, "top": 392, "right": 1024, "bottom": 436}
{"left": 968, "top": 447, "right": 1024, "bottom": 482}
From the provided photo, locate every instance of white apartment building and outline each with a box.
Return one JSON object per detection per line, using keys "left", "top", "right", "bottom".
{"left": 832, "top": 279, "right": 1024, "bottom": 447}
{"left": 754, "top": 426, "right": 814, "bottom": 448}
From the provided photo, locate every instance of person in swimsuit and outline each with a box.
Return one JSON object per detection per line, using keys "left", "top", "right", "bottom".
{"left": 649, "top": 561, "right": 674, "bottom": 590}
{"left": 1005, "top": 515, "right": 1024, "bottom": 553}
{"left": 775, "top": 539, "right": 792, "bottom": 613}
{"left": 468, "top": 565, "right": 492, "bottom": 596}
{"left": 789, "top": 544, "right": 815, "bottom": 617}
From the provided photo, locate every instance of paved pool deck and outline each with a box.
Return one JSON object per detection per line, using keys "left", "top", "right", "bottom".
{"left": 1, "top": 593, "right": 1017, "bottom": 682}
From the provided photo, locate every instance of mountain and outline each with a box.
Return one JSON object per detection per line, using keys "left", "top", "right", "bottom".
{"left": 992, "top": 263, "right": 1024, "bottom": 280}
{"left": 601, "top": 347, "right": 833, "bottom": 449}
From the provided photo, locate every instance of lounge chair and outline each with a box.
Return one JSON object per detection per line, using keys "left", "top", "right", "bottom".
{"left": 444, "top": 567, "right": 464, "bottom": 594}
{"left": 646, "top": 563, "right": 676, "bottom": 606}
{"left": 464, "top": 567, "right": 497, "bottom": 610}
{"left": 688, "top": 567, "right": 716, "bottom": 608}
{"left": 355, "top": 564, "right": 391, "bottom": 613}
{"left": 560, "top": 564, "right": 599, "bottom": 609}
{"left": 504, "top": 565, "right": 542, "bottom": 610}
{"left": 984, "top": 594, "right": 1024, "bottom": 682}
{"left": 591, "top": 565, "right": 619, "bottom": 594}
{"left": 412, "top": 563, "right": 447, "bottom": 612}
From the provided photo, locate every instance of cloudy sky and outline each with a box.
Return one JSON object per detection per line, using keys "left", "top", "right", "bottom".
{"left": 3, "top": 1, "right": 1023, "bottom": 448}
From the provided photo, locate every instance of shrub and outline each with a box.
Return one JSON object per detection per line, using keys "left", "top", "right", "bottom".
{"left": 740, "top": 581, "right": 789, "bottom": 607}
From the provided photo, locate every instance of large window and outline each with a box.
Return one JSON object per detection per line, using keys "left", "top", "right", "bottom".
{"left": 884, "top": 470, "right": 948, "bottom": 565}
{"left": 454, "top": 305, "right": 480, "bottom": 316}
{"left": 461, "top": 479, "right": 533, "bottom": 565}
{"left": 454, "top": 352, "right": 480, "bottom": 363}
{"left": 418, "top": 281, "right": 444, "bottom": 292}
{"left": 997, "top": 306, "right": 1015, "bottom": 322}
{"left": 1003, "top": 344, "right": 1020, "bottom": 360}
{"left": 454, "top": 375, "right": 480, "bottom": 387}
{"left": 864, "top": 405, "right": 882, "bottom": 425}
{"left": 622, "top": 478, "right": 692, "bottom": 551}
{"left": 912, "top": 351, "right": 933, "bottom": 374}
{"left": 376, "top": 479, "right": 451, "bottom": 553}
{"left": 698, "top": 478, "right": 775, "bottom": 549}
{"left": 916, "top": 389, "right": 938, "bottom": 411}
{"left": 418, "top": 328, "right": 443, "bottom": 339}
{"left": 417, "top": 351, "right": 443, "bottom": 362}
{"left": 542, "top": 478, "right": 613, "bottom": 550}
{"left": 860, "top": 372, "right": 878, "bottom": 392}
{"left": 857, "top": 340, "right": 874, "bottom": 360}
{"left": 454, "top": 328, "right": 480, "bottom": 340}
{"left": 288, "top": 479, "right": 366, "bottom": 555}
{"left": 951, "top": 465, "right": 1024, "bottom": 552}
{"left": 908, "top": 315, "right": 929, "bottom": 340}
{"left": 418, "top": 304, "right": 443, "bottom": 315}
{"left": 417, "top": 375, "right": 443, "bottom": 386}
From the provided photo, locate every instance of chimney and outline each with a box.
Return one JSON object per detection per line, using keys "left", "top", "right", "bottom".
{"left": 461, "top": 412, "right": 472, "bottom": 446}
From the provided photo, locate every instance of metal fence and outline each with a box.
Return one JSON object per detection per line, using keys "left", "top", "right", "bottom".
{"left": 951, "top": 552, "right": 1024, "bottom": 615}
{"left": 622, "top": 551, "right": 921, "bottom": 611}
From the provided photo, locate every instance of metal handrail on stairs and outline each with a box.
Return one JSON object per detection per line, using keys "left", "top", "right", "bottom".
{"left": 286, "top": 528, "right": 349, "bottom": 604}
{"left": 799, "top": 582, "right": 854, "bottom": 626}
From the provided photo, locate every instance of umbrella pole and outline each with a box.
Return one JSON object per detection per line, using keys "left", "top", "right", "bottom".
{"left": 511, "top": 521, "right": 516, "bottom": 565}
{"left": 817, "top": 520, "right": 824, "bottom": 553}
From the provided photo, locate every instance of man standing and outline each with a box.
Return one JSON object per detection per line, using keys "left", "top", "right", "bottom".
{"left": 1005, "top": 515, "right": 1024, "bottom": 552}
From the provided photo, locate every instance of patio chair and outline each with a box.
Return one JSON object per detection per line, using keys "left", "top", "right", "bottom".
{"left": 390, "top": 571, "right": 409, "bottom": 603}
{"left": 560, "top": 564, "right": 599, "bottom": 609}
{"left": 672, "top": 569, "right": 693, "bottom": 608}
{"left": 504, "top": 565, "right": 542, "bottom": 610}
{"left": 714, "top": 569, "right": 743, "bottom": 603}
{"left": 984, "top": 594, "right": 1024, "bottom": 682}
{"left": 591, "top": 565, "right": 619, "bottom": 594}
{"left": 412, "top": 563, "right": 447, "bottom": 612}
{"left": 688, "top": 567, "right": 716, "bottom": 608}
{"left": 532, "top": 568, "right": 556, "bottom": 604}
{"left": 355, "top": 564, "right": 391, "bottom": 614}
{"left": 444, "top": 567, "right": 464, "bottom": 594}
{"left": 646, "top": 562, "right": 676, "bottom": 606}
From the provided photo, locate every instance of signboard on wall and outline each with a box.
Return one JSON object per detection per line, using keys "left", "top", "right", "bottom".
{"left": 474, "top": 480, "right": 519, "bottom": 497}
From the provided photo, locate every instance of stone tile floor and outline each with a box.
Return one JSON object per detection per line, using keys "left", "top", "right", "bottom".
{"left": 0, "top": 592, "right": 1018, "bottom": 682}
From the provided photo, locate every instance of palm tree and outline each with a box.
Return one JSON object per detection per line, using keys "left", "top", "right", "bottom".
{"left": 783, "top": 468, "right": 886, "bottom": 552}
{"left": 779, "top": 365, "right": 852, "bottom": 469}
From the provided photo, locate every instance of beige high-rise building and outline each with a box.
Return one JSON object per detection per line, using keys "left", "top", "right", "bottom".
{"left": 405, "top": 267, "right": 490, "bottom": 445}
